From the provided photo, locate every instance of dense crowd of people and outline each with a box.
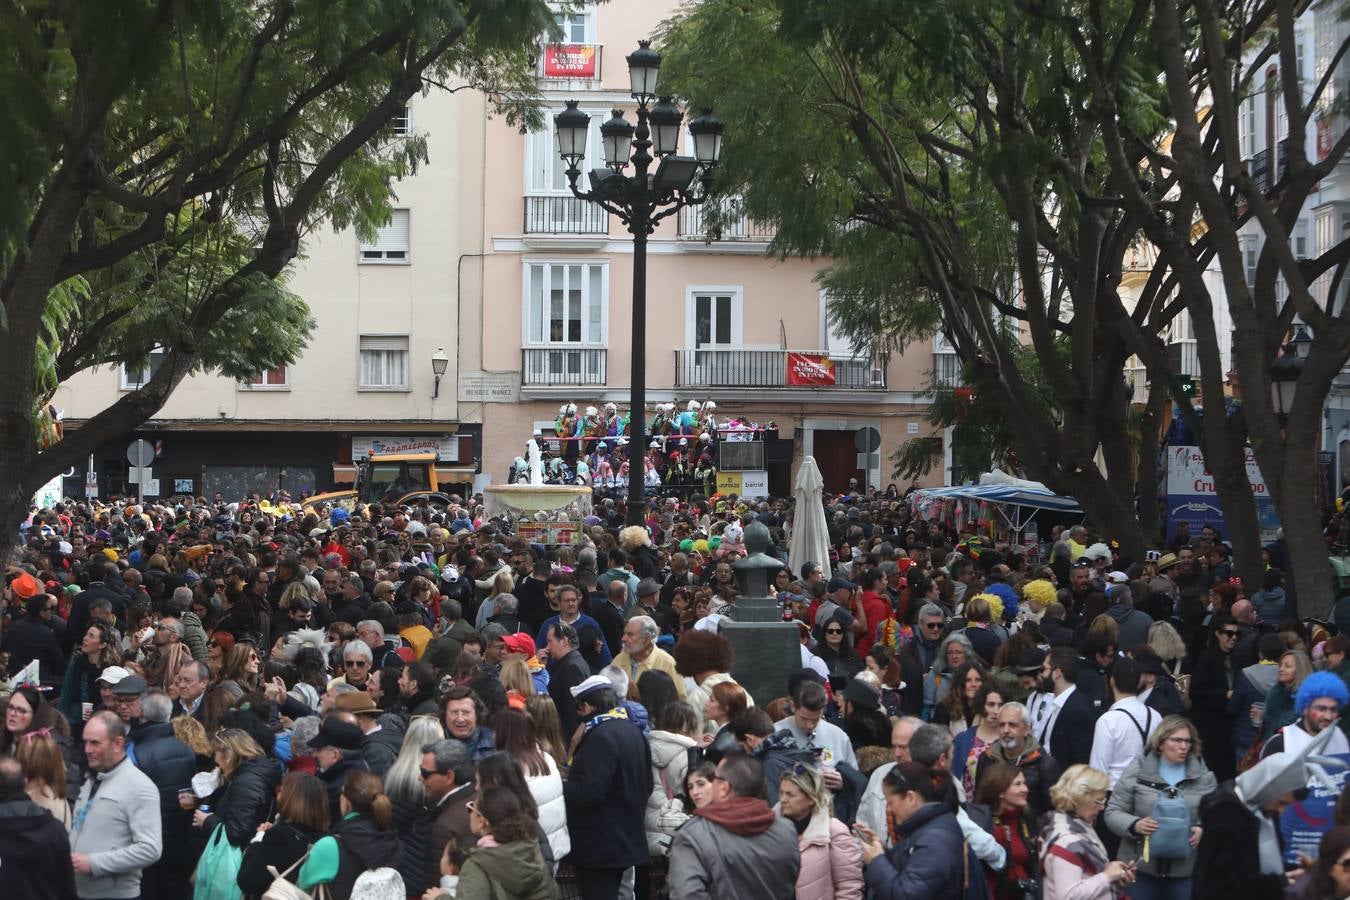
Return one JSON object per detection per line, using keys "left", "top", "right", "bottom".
{"left": 2, "top": 487, "right": 1350, "bottom": 900}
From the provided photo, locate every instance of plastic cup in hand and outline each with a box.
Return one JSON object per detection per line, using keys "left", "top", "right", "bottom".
{"left": 1251, "top": 702, "right": 1266, "bottom": 726}
{"left": 81, "top": 702, "right": 93, "bottom": 720}
{"left": 178, "top": 791, "right": 197, "bottom": 811}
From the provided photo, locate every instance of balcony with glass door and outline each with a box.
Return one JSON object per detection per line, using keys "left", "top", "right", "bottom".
{"left": 521, "top": 348, "right": 607, "bottom": 385}
{"left": 678, "top": 197, "right": 775, "bottom": 242}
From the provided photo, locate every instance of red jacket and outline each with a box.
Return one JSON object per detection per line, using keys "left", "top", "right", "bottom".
{"left": 855, "top": 591, "right": 891, "bottom": 654}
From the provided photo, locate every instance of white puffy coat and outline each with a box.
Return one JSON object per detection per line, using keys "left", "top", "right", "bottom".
{"left": 645, "top": 729, "right": 699, "bottom": 856}
{"left": 526, "top": 750, "right": 571, "bottom": 864}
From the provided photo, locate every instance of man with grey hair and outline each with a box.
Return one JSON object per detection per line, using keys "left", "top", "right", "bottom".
{"left": 660, "top": 551, "right": 697, "bottom": 606}
{"left": 420, "top": 739, "right": 475, "bottom": 891}
{"left": 612, "top": 614, "right": 684, "bottom": 699}
{"left": 1103, "top": 577, "right": 1152, "bottom": 648}
{"left": 856, "top": 716, "right": 923, "bottom": 840}
{"left": 340, "top": 638, "right": 374, "bottom": 689}
{"left": 336, "top": 572, "right": 369, "bottom": 624}
{"left": 487, "top": 592, "right": 520, "bottom": 632}
{"left": 289, "top": 716, "right": 322, "bottom": 758}
{"left": 172, "top": 660, "right": 211, "bottom": 720}
{"left": 973, "top": 700, "right": 1061, "bottom": 822}
{"left": 168, "top": 586, "right": 210, "bottom": 662}
{"left": 355, "top": 619, "right": 399, "bottom": 666}
{"left": 70, "top": 711, "right": 163, "bottom": 899}
{"left": 898, "top": 602, "right": 947, "bottom": 715}
{"left": 130, "top": 689, "right": 196, "bottom": 900}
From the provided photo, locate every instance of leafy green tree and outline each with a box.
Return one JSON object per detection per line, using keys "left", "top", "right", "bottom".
{"left": 659, "top": 0, "right": 1189, "bottom": 565}
{"left": 0, "top": 0, "right": 553, "bottom": 541}
{"left": 661, "top": 0, "right": 1350, "bottom": 613}
{"left": 889, "top": 347, "right": 1057, "bottom": 485}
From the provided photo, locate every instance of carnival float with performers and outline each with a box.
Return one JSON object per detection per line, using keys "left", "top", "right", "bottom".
{"left": 505, "top": 399, "right": 772, "bottom": 498}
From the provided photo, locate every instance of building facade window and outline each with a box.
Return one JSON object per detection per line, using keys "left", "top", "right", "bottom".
{"left": 359, "top": 209, "right": 410, "bottom": 263}
{"left": 686, "top": 287, "right": 744, "bottom": 351}
{"left": 1242, "top": 233, "right": 1260, "bottom": 290}
{"left": 245, "top": 365, "right": 289, "bottom": 389}
{"left": 553, "top": 6, "right": 594, "bottom": 43}
{"left": 1240, "top": 95, "right": 1257, "bottom": 158}
{"left": 121, "top": 348, "right": 166, "bottom": 390}
{"left": 390, "top": 105, "right": 411, "bottom": 137}
{"left": 358, "top": 336, "right": 410, "bottom": 390}
{"left": 523, "top": 261, "right": 607, "bottom": 383}
{"left": 526, "top": 114, "right": 603, "bottom": 194}
{"left": 524, "top": 261, "right": 607, "bottom": 345}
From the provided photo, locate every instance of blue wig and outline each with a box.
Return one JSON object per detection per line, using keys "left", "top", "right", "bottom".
{"left": 985, "top": 582, "right": 1019, "bottom": 622}
{"left": 1295, "top": 671, "right": 1350, "bottom": 714}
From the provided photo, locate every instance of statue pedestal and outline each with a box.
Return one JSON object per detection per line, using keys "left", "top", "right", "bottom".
{"left": 723, "top": 518, "right": 802, "bottom": 708}
{"left": 724, "top": 595, "right": 800, "bottom": 709}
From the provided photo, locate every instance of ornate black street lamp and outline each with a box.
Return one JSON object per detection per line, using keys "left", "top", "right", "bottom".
{"left": 555, "top": 40, "right": 725, "bottom": 524}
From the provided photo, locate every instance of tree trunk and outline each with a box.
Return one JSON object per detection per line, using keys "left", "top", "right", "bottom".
{"left": 1134, "top": 383, "right": 1167, "bottom": 544}
{"left": 1040, "top": 461, "right": 1151, "bottom": 562}
{"left": 1201, "top": 427, "right": 1267, "bottom": 596}
{"left": 1271, "top": 431, "right": 1334, "bottom": 619}
{"left": 0, "top": 445, "right": 37, "bottom": 563}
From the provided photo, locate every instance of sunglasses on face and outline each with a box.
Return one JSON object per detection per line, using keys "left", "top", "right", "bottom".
{"left": 825, "top": 628, "right": 844, "bottom": 635}
{"left": 419, "top": 767, "right": 444, "bottom": 779}
{"left": 345, "top": 660, "right": 368, "bottom": 668}
{"left": 1219, "top": 630, "right": 1239, "bottom": 639}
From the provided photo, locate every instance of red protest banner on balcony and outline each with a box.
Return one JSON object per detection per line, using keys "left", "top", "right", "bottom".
{"left": 544, "top": 44, "right": 598, "bottom": 78}
{"left": 786, "top": 352, "right": 836, "bottom": 386}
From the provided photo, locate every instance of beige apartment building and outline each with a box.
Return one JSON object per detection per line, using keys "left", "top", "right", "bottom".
{"left": 53, "top": 87, "right": 487, "bottom": 501}
{"left": 465, "top": 0, "right": 944, "bottom": 498}
{"left": 55, "top": 0, "right": 947, "bottom": 502}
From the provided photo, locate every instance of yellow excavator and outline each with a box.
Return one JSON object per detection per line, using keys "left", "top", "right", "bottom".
{"left": 302, "top": 452, "right": 455, "bottom": 511}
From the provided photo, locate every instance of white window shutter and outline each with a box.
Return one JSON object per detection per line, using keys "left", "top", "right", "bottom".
{"left": 362, "top": 210, "right": 409, "bottom": 260}
{"left": 360, "top": 336, "right": 407, "bottom": 352}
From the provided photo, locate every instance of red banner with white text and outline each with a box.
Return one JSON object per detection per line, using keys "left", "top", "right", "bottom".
{"left": 544, "top": 45, "right": 598, "bottom": 78}
{"left": 786, "top": 353, "right": 836, "bottom": 386}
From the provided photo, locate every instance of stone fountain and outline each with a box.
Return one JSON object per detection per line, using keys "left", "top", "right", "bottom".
{"left": 483, "top": 438, "right": 592, "bottom": 530}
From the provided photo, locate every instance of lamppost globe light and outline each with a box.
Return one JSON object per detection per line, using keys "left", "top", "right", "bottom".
{"left": 600, "top": 109, "right": 636, "bottom": 169}
{"left": 1269, "top": 346, "right": 1302, "bottom": 417}
{"left": 1291, "top": 322, "right": 1313, "bottom": 360}
{"left": 648, "top": 97, "right": 684, "bottom": 158}
{"left": 554, "top": 100, "right": 590, "bottom": 170}
{"left": 626, "top": 40, "right": 661, "bottom": 104}
{"left": 430, "top": 347, "right": 449, "bottom": 376}
{"left": 430, "top": 347, "right": 449, "bottom": 400}
{"left": 688, "top": 108, "right": 726, "bottom": 166}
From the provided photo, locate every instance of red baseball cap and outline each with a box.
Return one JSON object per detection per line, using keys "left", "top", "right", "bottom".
{"left": 502, "top": 633, "right": 537, "bottom": 657}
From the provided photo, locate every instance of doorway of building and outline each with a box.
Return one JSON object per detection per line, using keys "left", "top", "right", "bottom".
{"left": 812, "top": 430, "right": 865, "bottom": 494}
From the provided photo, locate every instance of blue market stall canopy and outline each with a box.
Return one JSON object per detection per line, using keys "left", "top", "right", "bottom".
{"left": 913, "top": 483, "right": 1083, "bottom": 514}
{"left": 910, "top": 471, "right": 1083, "bottom": 535}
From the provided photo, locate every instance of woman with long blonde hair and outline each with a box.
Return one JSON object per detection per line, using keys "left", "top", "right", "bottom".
{"left": 171, "top": 714, "right": 215, "bottom": 770}
{"left": 500, "top": 657, "right": 537, "bottom": 700}
{"left": 194, "top": 727, "right": 281, "bottom": 848}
